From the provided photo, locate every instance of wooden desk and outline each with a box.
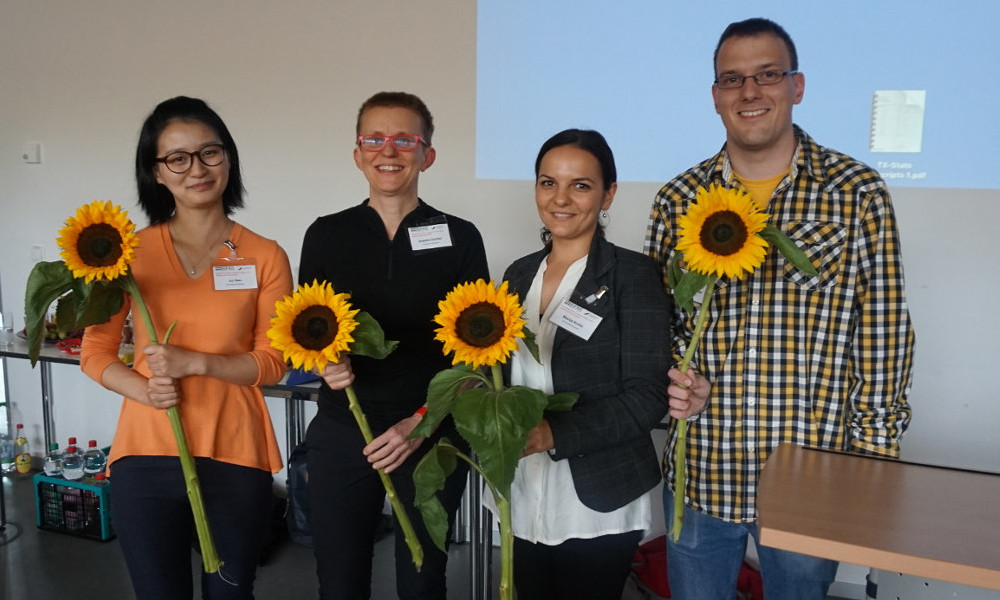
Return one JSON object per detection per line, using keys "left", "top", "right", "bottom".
{"left": 757, "top": 444, "right": 1000, "bottom": 591}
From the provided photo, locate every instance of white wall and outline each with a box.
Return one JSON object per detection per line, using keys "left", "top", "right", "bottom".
{"left": 2, "top": 0, "right": 998, "bottom": 569}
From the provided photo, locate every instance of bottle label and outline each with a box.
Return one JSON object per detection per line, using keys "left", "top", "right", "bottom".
{"left": 15, "top": 453, "right": 31, "bottom": 473}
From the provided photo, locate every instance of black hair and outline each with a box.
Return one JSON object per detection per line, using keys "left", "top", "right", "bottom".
{"left": 534, "top": 128, "right": 617, "bottom": 246}
{"left": 713, "top": 18, "right": 798, "bottom": 76}
{"left": 135, "top": 96, "right": 245, "bottom": 224}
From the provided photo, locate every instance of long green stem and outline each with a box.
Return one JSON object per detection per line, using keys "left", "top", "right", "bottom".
{"left": 344, "top": 384, "right": 424, "bottom": 570}
{"left": 671, "top": 276, "right": 716, "bottom": 543}
{"left": 497, "top": 495, "right": 514, "bottom": 600}
{"left": 124, "top": 276, "right": 221, "bottom": 573}
{"left": 490, "top": 364, "right": 504, "bottom": 392}
{"left": 443, "top": 444, "right": 512, "bottom": 600}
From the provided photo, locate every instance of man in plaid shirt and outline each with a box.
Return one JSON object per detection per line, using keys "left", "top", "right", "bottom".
{"left": 645, "top": 17, "right": 915, "bottom": 599}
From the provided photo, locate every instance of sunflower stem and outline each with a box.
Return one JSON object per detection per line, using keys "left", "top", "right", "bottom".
{"left": 344, "top": 384, "right": 424, "bottom": 570}
{"left": 671, "top": 275, "right": 716, "bottom": 543}
{"left": 497, "top": 494, "right": 514, "bottom": 600}
{"left": 490, "top": 364, "right": 504, "bottom": 393}
{"left": 123, "top": 275, "right": 222, "bottom": 573}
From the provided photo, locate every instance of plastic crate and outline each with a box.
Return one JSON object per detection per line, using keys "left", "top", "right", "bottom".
{"left": 33, "top": 473, "right": 115, "bottom": 541}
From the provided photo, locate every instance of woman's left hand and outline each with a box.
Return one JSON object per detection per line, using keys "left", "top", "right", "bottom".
{"left": 144, "top": 343, "right": 202, "bottom": 379}
{"left": 522, "top": 419, "right": 554, "bottom": 456}
{"left": 363, "top": 414, "right": 424, "bottom": 473}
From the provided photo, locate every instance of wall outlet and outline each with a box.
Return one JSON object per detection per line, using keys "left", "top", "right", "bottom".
{"left": 22, "top": 142, "right": 42, "bottom": 164}
{"left": 31, "top": 245, "right": 44, "bottom": 262}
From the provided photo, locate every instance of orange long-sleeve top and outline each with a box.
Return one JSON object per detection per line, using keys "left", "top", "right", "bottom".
{"left": 80, "top": 222, "right": 293, "bottom": 473}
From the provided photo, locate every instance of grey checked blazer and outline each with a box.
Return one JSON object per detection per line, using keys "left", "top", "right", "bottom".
{"left": 503, "top": 235, "right": 672, "bottom": 512}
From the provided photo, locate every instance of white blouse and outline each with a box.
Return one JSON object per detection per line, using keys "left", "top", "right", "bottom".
{"left": 486, "top": 255, "right": 651, "bottom": 545}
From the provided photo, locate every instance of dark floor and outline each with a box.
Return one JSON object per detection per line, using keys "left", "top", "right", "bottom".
{"left": 0, "top": 471, "right": 500, "bottom": 600}
{"left": 2, "top": 472, "right": 858, "bottom": 600}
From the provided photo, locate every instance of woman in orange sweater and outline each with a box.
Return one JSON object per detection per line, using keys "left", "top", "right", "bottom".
{"left": 80, "top": 96, "right": 292, "bottom": 600}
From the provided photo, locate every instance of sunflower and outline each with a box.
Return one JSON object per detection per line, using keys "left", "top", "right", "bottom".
{"left": 434, "top": 279, "right": 526, "bottom": 370}
{"left": 268, "top": 280, "right": 360, "bottom": 372}
{"left": 676, "top": 184, "right": 770, "bottom": 280}
{"left": 57, "top": 200, "right": 139, "bottom": 284}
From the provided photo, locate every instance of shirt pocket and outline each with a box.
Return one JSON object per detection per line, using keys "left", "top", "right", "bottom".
{"left": 780, "top": 221, "right": 846, "bottom": 290}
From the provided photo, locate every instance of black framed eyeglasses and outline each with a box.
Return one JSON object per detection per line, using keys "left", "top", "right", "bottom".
{"left": 155, "top": 143, "right": 226, "bottom": 174}
{"left": 357, "top": 134, "right": 428, "bottom": 152}
{"left": 714, "top": 69, "right": 798, "bottom": 90}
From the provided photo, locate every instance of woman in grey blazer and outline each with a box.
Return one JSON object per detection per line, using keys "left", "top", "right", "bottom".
{"left": 500, "top": 129, "right": 672, "bottom": 600}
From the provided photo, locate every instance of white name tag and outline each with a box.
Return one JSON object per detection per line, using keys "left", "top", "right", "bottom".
{"left": 550, "top": 299, "right": 602, "bottom": 340}
{"left": 408, "top": 223, "right": 453, "bottom": 250}
{"left": 213, "top": 263, "right": 258, "bottom": 290}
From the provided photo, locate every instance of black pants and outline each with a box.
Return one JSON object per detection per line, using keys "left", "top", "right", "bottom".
{"left": 110, "top": 456, "right": 274, "bottom": 600}
{"left": 513, "top": 530, "right": 643, "bottom": 600}
{"left": 306, "top": 411, "right": 469, "bottom": 600}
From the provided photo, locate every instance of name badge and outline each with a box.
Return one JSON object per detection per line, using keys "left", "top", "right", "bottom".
{"left": 213, "top": 261, "right": 258, "bottom": 290}
{"left": 408, "top": 223, "right": 453, "bottom": 250}
{"left": 550, "top": 299, "right": 602, "bottom": 340}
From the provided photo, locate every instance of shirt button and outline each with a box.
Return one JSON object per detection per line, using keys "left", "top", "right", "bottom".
{"left": 747, "top": 397, "right": 756, "bottom": 407}
{"left": 748, "top": 348, "right": 757, "bottom": 357}
{"left": 752, "top": 295, "right": 760, "bottom": 305}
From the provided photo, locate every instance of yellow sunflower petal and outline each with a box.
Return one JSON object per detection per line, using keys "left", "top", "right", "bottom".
{"left": 676, "top": 184, "right": 770, "bottom": 280}
{"left": 57, "top": 200, "right": 139, "bottom": 284}
{"left": 433, "top": 279, "right": 526, "bottom": 370}
{"left": 268, "top": 280, "right": 360, "bottom": 371}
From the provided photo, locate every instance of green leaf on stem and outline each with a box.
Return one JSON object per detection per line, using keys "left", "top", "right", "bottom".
{"left": 544, "top": 391, "right": 578, "bottom": 412}
{"left": 350, "top": 311, "right": 399, "bottom": 359}
{"left": 411, "top": 365, "right": 482, "bottom": 439}
{"left": 452, "top": 386, "right": 547, "bottom": 494}
{"left": 760, "top": 224, "right": 818, "bottom": 275}
{"left": 521, "top": 326, "right": 541, "bottom": 364}
{"left": 413, "top": 439, "right": 460, "bottom": 553}
{"left": 667, "top": 252, "right": 684, "bottom": 291}
{"left": 24, "top": 261, "right": 76, "bottom": 364}
{"left": 672, "top": 270, "right": 715, "bottom": 314}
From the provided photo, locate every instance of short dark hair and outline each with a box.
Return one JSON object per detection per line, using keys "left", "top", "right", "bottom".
{"left": 355, "top": 91, "right": 435, "bottom": 145}
{"left": 713, "top": 18, "right": 798, "bottom": 76}
{"left": 534, "top": 128, "right": 617, "bottom": 191}
{"left": 135, "top": 96, "right": 245, "bottom": 225}
{"left": 535, "top": 129, "right": 617, "bottom": 246}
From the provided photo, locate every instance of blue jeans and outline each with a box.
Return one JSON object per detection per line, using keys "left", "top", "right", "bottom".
{"left": 663, "top": 488, "right": 837, "bottom": 600}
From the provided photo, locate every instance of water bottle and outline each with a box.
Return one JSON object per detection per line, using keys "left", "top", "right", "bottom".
{"left": 83, "top": 440, "right": 107, "bottom": 482}
{"left": 14, "top": 423, "right": 31, "bottom": 474}
{"left": 43, "top": 442, "right": 64, "bottom": 477}
{"left": 0, "top": 431, "right": 14, "bottom": 474}
{"left": 63, "top": 440, "right": 85, "bottom": 481}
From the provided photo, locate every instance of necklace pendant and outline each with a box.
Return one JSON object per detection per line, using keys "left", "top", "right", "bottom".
{"left": 190, "top": 267, "right": 196, "bottom": 275}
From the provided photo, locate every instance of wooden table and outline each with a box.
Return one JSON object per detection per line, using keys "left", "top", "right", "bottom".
{"left": 757, "top": 444, "right": 1000, "bottom": 591}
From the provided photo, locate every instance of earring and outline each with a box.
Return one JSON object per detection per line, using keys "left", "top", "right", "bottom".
{"left": 598, "top": 210, "right": 610, "bottom": 227}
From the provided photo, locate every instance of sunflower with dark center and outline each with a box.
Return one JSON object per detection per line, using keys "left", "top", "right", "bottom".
{"left": 434, "top": 279, "right": 526, "bottom": 370}
{"left": 676, "top": 184, "right": 769, "bottom": 280}
{"left": 268, "top": 281, "right": 360, "bottom": 372}
{"left": 57, "top": 200, "right": 139, "bottom": 283}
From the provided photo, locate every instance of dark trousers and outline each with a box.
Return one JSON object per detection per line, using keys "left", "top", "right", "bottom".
{"left": 306, "top": 411, "right": 469, "bottom": 600}
{"left": 109, "top": 456, "right": 274, "bottom": 600}
{"left": 513, "top": 530, "right": 643, "bottom": 600}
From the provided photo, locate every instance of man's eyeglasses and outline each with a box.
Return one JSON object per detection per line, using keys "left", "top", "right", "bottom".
{"left": 155, "top": 144, "right": 226, "bottom": 174}
{"left": 714, "top": 69, "right": 798, "bottom": 90}
{"left": 357, "top": 134, "right": 428, "bottom": 152}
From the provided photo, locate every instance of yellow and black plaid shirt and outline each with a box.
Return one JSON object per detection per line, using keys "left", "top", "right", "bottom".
{"left": 644, "top": 127, "right": 914, "bottom": 523}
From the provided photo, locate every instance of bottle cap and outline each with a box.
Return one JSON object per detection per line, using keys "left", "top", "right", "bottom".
{"left": 68, "top": 436, "right": 77, "bottom": 444}
{"left": 88, "top": 440, "right": 97, "bottom": 447}
{"left": 95, "top": 473, "right": 106, "bottom": 481}
{"left": 49, "top": 443, "right": 58, "bottom": 451}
